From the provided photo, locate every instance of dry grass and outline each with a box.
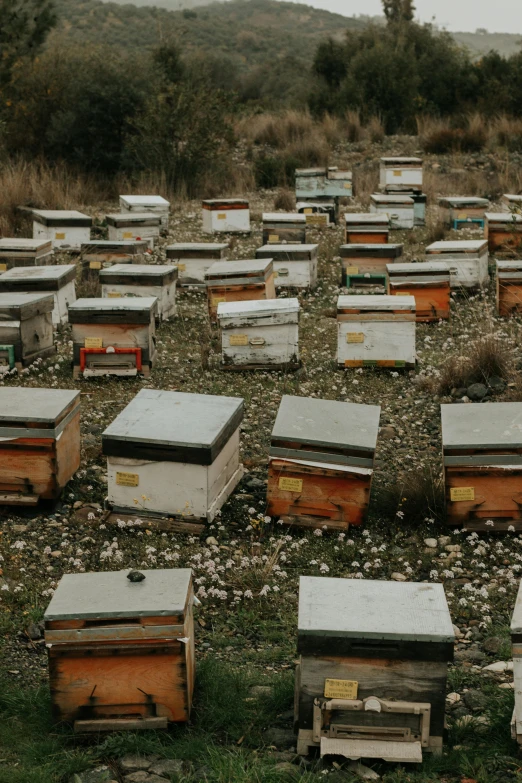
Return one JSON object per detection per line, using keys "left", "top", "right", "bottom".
{"left": 426, "top": 217, "right": 448, "bottom": 244}
{"left": 366, "top": 115, "right": 385, "bottom": 143}
{"left": 436, "top": 335, "right": 514, "bottom": 396}
{"left": 273, "top": 188, "right": 295, "bottom": 211}
{"left": 492, "top": 115, "right": 522, "bottom": 153}
{"left": 418, "top": 114, "right": 489, "bottom": 154}
{"left": 353, "top": 165, "right": 379, "bottom": 203}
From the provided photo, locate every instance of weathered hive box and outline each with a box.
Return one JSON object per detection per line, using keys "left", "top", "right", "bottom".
{"left": 80, "top": 240, "right": 149, "bottom": 283}
{"left": 337, "top": 295, "right": 416, "bottom": 369}
{"left": 296, "top": 576, "right": 454, "bottom": 761}
{"left": 262, "top": 213, "right": 307, "bottom": 245}
{"left": 502, "top": 194, "right": 522, "bottom": 213}
{"left": 296, "top": 201, "right": 335, "bottom": 227}
{"left": 266, "top": 397, "right": 379, "bottom": 530}
{"left": 340, "top": 243, "right": 403, "bottom": 289}
{"left": 119, "top": 195, "right": 170, "bottom": 227}
{"left": 165, "top": 243, "right": 228, "bottom": 287}
{"left": 379, "top": 157, "right": 423, "bottom": 191}
{"left": 496, "top": 260, "right": 522, "bottom": 316}
{"left": 387, "top": 262, "right": 451, "bottom": 322}
{"left": 0, "top": 293, "right": 55, "bottom": 371}
{"left": 485, "top": 212, "right": 522, "bottom": 253}
{"left": 344, "top": 213, "right": 390, "bottom": 244}
{"left": 438, "top": 197, "right": 489, "bottom": 229}
{"left": 69, "top": 298, "right": 157, "bottom": 378}
{"left": 370, "top": 195, "right": 415, "bottom": 230}
{"left": 44, "top": 568, "right": 195, "bottom": 732}
{"left": 106, "top": 213, "right": 161, "bottom": 249}
{"left": 0, "top": 265, "right": 76, "bottom": 326}
{"left": 217, "top": 298, "right": 300, "bottom": 370}
{"left": 0, "top": 388, "right": 80, "bottom": 504}
{"left": 0, "top": 238, "right": 53, "bottom": 271}
{"left": 295, "top": 168, "right": 327, "bottom": 199}
{"left": 442, "top": 402, "right": 522, "bottom": 530}
{"left": 32, "top": 210, "right": 92, "bottom": 251}
{"left": 205, "top": 259, "right": 276, "bottom": 321}
{"left": 255, "top": 244, "right": 318, "bottom": 289}
{"left": 425, "top": 240, "right": 488, "bottom": 289}
{"left": 102, "top": 390, "right": 244, "bottom": 521}
{"left": 510, "top": 580, "right": 522, "bottom": 745}
{"left": 100, "top": 264, "right": 177, "bottom": 322}
{"left": 387, "top": 191, "right": 426, "bottom": 226}
{"left": 324, "top": 168, "right": 353, "bottom": 198}
{"left": 202, "top": 200, "right": 250, "bottom": 234}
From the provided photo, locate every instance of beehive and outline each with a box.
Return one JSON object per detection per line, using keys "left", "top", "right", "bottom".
{"left": 442, "top": 402, "right": 522, "bottom": 530}
{"left": 344, "top": 213, "right": 390, "bottom": 244}
{"left": 496, "top": 260, "right": 522, "bottom": 316}
{"left": 337, "top": 295, "right": 416, "bottom": 369}
{"left": 80, "top": 240, "right": 149, "bottom": 284}
{"left": 324, "top": 168, "right": 353, "bottom": 198}
{"left": 0, "top": 388, "right": 80, "bottom": 504}
{"left": 296, "top": 201, "right": 335, "bottom": 227}
{"left": 0, "top": 293, "right": 55, "bottom": 371}
{"left": 106, "top": 213, "right": 161, "bottom": 248}
{"left": 201, "top": 199, "right": 250, "bottom": 234}
{"left": 102, "top": 390, "right": 244, "bottom": 521}
{"left": 379, "top": 157, "right": 423, "bottom": 191}
{"left": 296, "top": 576, "right": 454, "bottom": 761}
{"left": 266, "top": 396, "right": 379, "bottom": 530}
{"left": 0, "top": 238, "right": 53, "bottom": 271}
{"left": 205, "top": 259, "right": 276, "bottom": 321}
{"left": 0, "top": 265, "right": 76, "bottom": 326}
{"left": 44, "top": 568, "right": 195, "bottom": 731}
{"left": 386, "top": 262, "right": 452, "bottom": 322}
{"left": 340, "top": 243, "right": 403, "bottom": 289}
{"left": 510, "top": 580, "right": 522, "bottom": 745}
{"left": 255, "top": 244, "right": 318, "bottom": 289}
{"left": 165, "top": 243, "right": 228, "bottom": 287}
{"left": 502, "top": 194, "right": 522, "bottom": 213}
{"left": 485, "top": 212, "right": 522, "bottom": 253}
{"left": 262, "top": 213, "right": 307, "bottom": 245}
{"left": 425, "top": 240, "right": 489, "bottom": 289}
{"left": 295, "top": 168, "right": 327, "bottom": 199}
{"left": 438, "top": 197, "right": 489, "bottom": 230}
{"left": 119, "top": 195, "right": 170, "bottom": 227}
{"left": 100, "top": 264, "right": 177, "bottom": 322}
{"left": 217, "top": 298, "right": 300, "bottom": 370}
{"left": 370, "top": 195, "right": 415, "bottom": 230}
{"left": 32, "top": 210, "right": 92, "bottom": 251}
{"left": 69, "top": 298, "right": 157, "bottom": 378}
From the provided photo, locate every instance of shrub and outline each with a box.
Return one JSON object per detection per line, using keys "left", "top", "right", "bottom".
{"left": 419, "top": 115, "right": 489, "bottom": 153}
{"left": 366, "top": 115, "right": 385, "bottom": 143}
{"left": 274, "top": 188, "right": 295, "bottom": 210}
{"left": 436, "top": 335, "right": 513, "bottom": 396}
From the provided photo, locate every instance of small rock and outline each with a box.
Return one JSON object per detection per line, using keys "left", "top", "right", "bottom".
{"left": 488, "top": 376, "right": 506, "bottom": 393}
{"left": 347, "top": 760, "right": 380, "bottom": 780}
{"left": 463, "top": 689, "right": 488, "bottom": 712}
{"left": 438, "top": 536, "right": 451, "bottom": 546}
{"left": 73, "top": 501, "right": 84, "bottom": 509}
{"left": 246, "top": 477, "right": 265, "bottom": 488}
{"left": 379, "top": 426, "right": 396, "bottom": 439}
{"left": 445, "top": 544, "right": 461, "bottom": 552}
{"left": 483, "top": 636, "right": 503, "bottom": 655}
{"left": 455, "top": 649, "right": 486, "bottom": 663}
{"left": 69, "top": 768, "right": 112, "bottom": 783}
{"left": 424, "top": 538, "right": 437, "bottom": 548}
{"left": 119, "top": 756, "right": 152, "bottom": 773}
{"left": 250, "top": 685, "right": 273, "bottom": 697}
{"left": 124, "top": 773, "right": 166, "bottom": 783}
{"left": 50, "top": 550, "right": 62, "bottom": 558}
{"left": 262, "top": 728, "right": 295, "bottom": 748}
{"left": 205, "top": 537, "right": 218, "bottom": 546}
{"left": 446, "top": 692, "right": 461, "bottom": 705}
{"left": 13, "top": 524, "right": 28, "bottom": 533}
{"left": 148, "top": 760, "right": 184, "bottom": 777}
{"left": 499, "top": 682, "right": 514, "bottom": 689}
{"left": 467, "top": 383, "right": 487, "bottom": 401}
{"left": 391, "top": 572, "right": 407, "bottom": 581}
{"left": 482, "top": 661, "right": 507, "bottom": 672}
{"left": 453, "top": 624, "right": 463, "bottom": 638}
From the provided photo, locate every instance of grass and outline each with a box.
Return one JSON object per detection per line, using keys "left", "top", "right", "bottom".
{"left": 434, "top": 334, "right": 514, "bottom": 396}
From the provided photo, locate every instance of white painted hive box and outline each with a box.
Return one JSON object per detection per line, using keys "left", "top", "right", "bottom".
{"left": 295, "top": 168, "right": 327, "bottom": 199}
{"left": 379, "top": 157, "right": 423, "bottom": 190}
{"left": 119, "top": 195, "right": 170, "bottom": 227}
{"left": 165, "top": 243, "right": 228, "bottom": 286}
{"left": 0, "top": 293, "right": 56, "bottom": 370}
{"left": 106, "top": 213, "right": 161, "bottom": 248}
{"left": 100, "top": 264, "right": 178, "bottom": 321}
{"left": 0, "top": 238, "right": 53, "bottom": 271}
{"left": 202, "top": 200, "right": 250, "bottom": 234}
{"left": 255, "top": 244, "right": 318, "bottom": 289}
{"left": 425, "top": 240, "right": 489, "bottom": 289}
{"left": 0, "top": 265, "right": 76, "bottom": 326}
{"left": 370, "top": 195, "right": 414, "bottom": 230}
{"left": 32, "top": 210, "right": 92, "bottom": 251}
{"left": 324, "top": 167, "right": 352, "bottom": 197}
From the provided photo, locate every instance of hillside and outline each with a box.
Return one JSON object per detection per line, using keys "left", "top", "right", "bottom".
{"left": 453, "top": 30, "right": 522, "bottom": 58}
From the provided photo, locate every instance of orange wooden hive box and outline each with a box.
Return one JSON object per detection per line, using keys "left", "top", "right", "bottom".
{"left": 386, "top": 261, "right": 452, "bottom": 322}
{"left": 442, "top": 402, "right": 522, "bottom": 531}
{"left": 44, "top": 568, "right": 195, "bottom": 732}
{"left": 0, "top": 388, "right": 80, "bottom": 505}
{"left": 485, "top": 212, "right": 522, "bottom": 253}
{"left": 205, "top": 259, "right": 276, "bottom": 322}
{"left": 344, "top": 213, "right": 390, "bottom": 244}
{"left": 496, "top": 260, "right": 522, "bottom": 316}
{"left": 266, "top": 395, "right": 380, "bottom": 531}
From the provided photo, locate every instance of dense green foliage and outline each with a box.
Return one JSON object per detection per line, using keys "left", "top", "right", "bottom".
{"left": 0, "top": 0, "right": 56, "bottom": 87}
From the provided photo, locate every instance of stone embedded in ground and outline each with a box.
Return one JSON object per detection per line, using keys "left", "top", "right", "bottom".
{"left": 488, "top": 376, "right": 506, "bottom": 393}
{"left": 246, "top": 477, "right": 265, "bottom": 488}
{"left": 455, "top": 649, "right": 486, "bottom": 663}
{"left": 483, "top": 636, "right": 503, "bottom": 654}
{"left": 124, "top": 773, "right": 168, "bottom": 783}
{"left": 119, "top": 756, "right": 152, "bottom": 773}
{"left": 483, "top": 661, "right": 508, "bottom": 672}
{"left": 499, "top": 682, "right": 514, "bottom": 689}
{"left": 424, "top": 538, "right": 437, "bottom": 548}
{"left": 390, "top": 572, "right": 407, "bottom": 581}
{"left": 467, "top": 383, "right": 488, "bottom": 401}
{"left": 69, "top": 767, "right": 113, "bottom": 783}
{"left": 262, "top": 727, "right": 296, "bottom": 748}
{"left": 446, "top": 692, "right": 461, "bottom": 705}
{"left": 379, "top": 425, "right": 396, "bottom": 439}
{"left": 347, "top": 760, "right": 381, "bottom": 780}
{"left": 463, "top": 689, "right": 488, "bottom": 711}
{"left": 205, "top": 536, "right": 218, "bottom": 546}
{"left": 27, "top": 623, "right": 42, "bottom": 640}
{"left": 148, "top": 759, "right": 184, "bottom": 777}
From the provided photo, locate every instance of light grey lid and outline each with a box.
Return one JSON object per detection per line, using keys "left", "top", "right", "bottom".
{"left": 273, "top": 396, "right": 380, "bottom": 453}
{"left": 0, "top": 264, "right": 75, "bottom": 281}
{"left": 0, "top": 292, "right": 54, "bottom": 309}
{"left": 0, "top": 388, "right": 79, "bottom": 423}
{"left": 106, "top": 212, "right": 161, "bottom": 223}
{"left": 31, "top": 209, "right": 89, "bottom": 219}
{"left": 426, "top": 240, "right": 488, "bottom": 252}
{"left": 511, "top": 579, "right": 522, "bottom": 633}
{"left": 217, "top": 298, "right": 299, "bottom": 319}
{"left": 337, "top": 294, "right": 415, "bottom": 311}
{"left": 256, "top": 244, "right": 318, "bottom": 253}
{"left": 438, "top": 196, "right": 489, "bottom": 207}
{"left": 69, "top": 297, "right": 157, "bottom": 312}
{"left": 202, "top": 199, "right": 249, "bottom": 206}
{"left": 44, "top": 568, "right": 192, "bottom": 620}
{"left": 486, "top": 212, "right": 522, "bottom": 223}
{"left": 296, "top": 201, "right": 335, "bottom": 209}
{"left": 81, "top": 240, "right": 148, "bottom": 248}
{"left": 262, "top": 212, "right": 306, "bottom": 223}
{"left": 327, "top": 169, "right": 352, "bottom": 180}
{"left": 442, "top": 402, "right": 522, "bottom": 449}
{"left": 165, "top": 243, "right": 228, "bottom": 251}
{"left": 205, "top": 259, "right": 272, "bottom": 277}
{"left": 504, "top": 194, "right": 522, "bottom": 202}
{"left": 298, "top": 577, "right": 454, "bottom": 642}
{"left": 295, "top": 168, "right": 326, "bottom": 176}
{"left": 120, "top": 195, "right": 169, "bottom": 207}
{"left": 344, "top": 213, "right": 390, "bottom": 224}
{"left": 496, "top": 260, "right": 522, "bottom": 271}
{"left": 100, "top": 264, "right": 176, "bottom": 277}
{"left": 371, "top": 194, "right": 414, "bottom": 204}
{"left": 381, "top": 157, "right": 422, "bottom": 164}
{"left": 388, "top": 262, "right": 449, "bottom": 274}
{"left": 0, "top": 238, "right": 52, "bottom": 250}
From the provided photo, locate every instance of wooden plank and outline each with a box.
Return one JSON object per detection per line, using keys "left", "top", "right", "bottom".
{"left": 74, "top": 717, "right": 168, "bottom": 732}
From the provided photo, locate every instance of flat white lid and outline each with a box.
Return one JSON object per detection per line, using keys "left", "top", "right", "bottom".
{"left": 256, "top": 244, "right": 318, "bottom": 253}
{"left": 100, "top": 264, "right": 176, "bottom": 276}
{"left": 388, "top": 262, "right": 449, "bottom": 273}
{"left": 371, "top": 194, "right": 414, "bottom": 204}
{"left": 262, "top": 213, "right": 306, "bottom": 223}
{"left": 206, "top": 259, "right": 271, "bottom": 276}
{"left": 165, "top": 243, "right": 228, "bottom": 251}
{"left": 0, "top": 264, "right": 75, "bottom": 280}
{"left": 0, "top": 238, "right": 52, "bottom": 250}
{"left": 426, "top": 240, "right": 488, "bottom": 252}
{"left": 380, "top": 157, "right": 422, "bottom": 164}
{"left": 337, "top": 294, "right": 415, "bottom": 311}
{"left": 31, "top": 209, "right": 90, "bottom": 219}
{"left": 442, "top": 402, "right": 522, "bottom": 448}
{"left": 0, "top": 388, "right": 79, "bottom": 423}
{"left": 120, "top": 195, "right": 169, "bottom": 207}
{"left": 217, "top": 297, "right": 299, "bottom": 318}
{"left": 70, "top": 297, "right": 157, "bottom": 311}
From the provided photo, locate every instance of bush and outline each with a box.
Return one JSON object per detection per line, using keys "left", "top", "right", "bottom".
{"left": 419, "top": 115, "right": 488, "bottom": 153}
{"left": 436, "top": 335, "right": 513, "bottom": 396}
{"left": 274, "top": 188, "right": 295, "bottom": 210}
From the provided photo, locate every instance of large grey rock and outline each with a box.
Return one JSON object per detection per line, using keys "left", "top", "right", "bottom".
{"left": 148, "top": 759, "right": 184, "bottom": 778}
{"left": 483, "top": 636, "right": 503, "bottom": 654}
{"left": 467, "top": 383, "right": 488, "bottom": 401}
{"left": 262, "top": 727, "right": 296, "bottom": 748}
{"left": 125, "top": 773, "right": 168, "bottom": 783}
{"left": 454, "top": 648, "right": 486, "bottom": 663}
{"left": 69, "top": 768, "right": 113, "bottom": 783}
{"left": 119, "top": 756, "right": 152, "bottom": 773}
{"left": 273, "top": 762, "right": 300, "bottom": 777}
{"left": 463, "top": 689, "right": 488, "bottom": 712}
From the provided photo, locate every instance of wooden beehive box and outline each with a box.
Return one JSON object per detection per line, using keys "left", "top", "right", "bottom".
{"left": 296, "top": 201, "right": 335, "bottom": 227}
{"left": 205, "top": 259, "right": 276, "bottom": 321}
{"left": 0, "top": 265, "right": 76, "bottom": 326}
{"left": 442, "top": 402, "right": 522, "bottom": 530}
{"left": 0, "top": 293, "right": 55, "bottom": 372}
{"left": 80, "top": 240, "right": 149, "bottom": 284}
{"left": 32, "top": 210, "right": 92, "bottom": 251}
{"left": 102, "top": 390, "right": 244, "bottom": 522}
{"left": 485, "top": 212, "right": 522, "bottom": 253}
{"left": 370, "top": 194, "right": 414, "bottom": 230}
{"left": 69, "top": 297, "right": 157, "bottom": 378}
{"left": 324, "top": 168, "right": 353, "bottom": 198}
{"left": 344, "top": 213, "right": 390, "bottom": 244}
{"left": 296, "top": 576, "right": 454, "bottom": 761}
{"left": 340, "top": 243, "right": 403, "bottom": 289}
{"left": 0, "top": 388, "right": 80, "bottom": 504}
{"left": 379, "top": 157, "right": 423, "bottom": 191}
{"left": 255, "top": 243, "right": 318, "bottom": 290}
{"left": 502, "top": 194, "right": 522, "bottom": 212}
{"left": 496, "top": 260, "right": 522, "bottom": 316}
{"left": 165, "top": 243, "right": 228, "bottom": 287}
{"left": 387, "top": 262, "right": 451, "bottom": 322}
{"left": 295, "top": 168, "right": 327, "bottom": 199}
{"left": 217, "top": 298, "right": 300, "bottom": 370}
{"left": 0, "top": 238, "right": 53, "bottom": 271}
{"left": 337, "top": 295, "right": 416, "bottom": 369}
{"left": 266, "top": 396, "right": 379, "bottom": 530}
{"left": 106, "top": 213, "right": 161, "bottom": 248}
{"left": 262, "top": 213, "right": 307, "bottom": 245}
{"left": 201, "top": 199, "right": 250, "bottom": 234}
{"left": 100, "top": 264, "right": 177, "bottom": 322}
{"left": 44, "top": 568, "right": 195, "bottom": 732}
{"left": 511, "top": 580, "right": 522, "bottom": 745}
{"left": 425, "top": 240, "right": 488, "bottom": 289}
{"left": 119, "top": 195, "right": 170, "bottom": 227}
{"left": 438, "top": 197, "right": 489, "bottom": 229}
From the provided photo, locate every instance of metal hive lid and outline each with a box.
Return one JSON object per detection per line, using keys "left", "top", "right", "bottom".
{"left": 496, "top": 260, "right": 522, "bottom": 271}
{"left": 441, "top": 402, "right": 522, "bottom": 449}
{"left": 344, "top": 213, "right": 390, "bottom": 224}
{"left": 0, "top": 292, "right": 54, "bottom": 315}
{"left": 256, "top": 244, "right": 318, "bottom": 259}
{"left": 69, "top": 297, "right": 157, "bottom": 312}
{"left": 0, "top": 388, "right": 79, "bottom": 424}
{"left": 81, "top": 240, "right": 148, "bottom": 248}
{"left": 486, "top": 212, "right": 522, "bottom": 224}
{"left": 31, "top": 209, "right": 90, "bottom": 220}
{"left": 99, "top": 264, "right": 176, "bottom": 277}
{"left": 120, "top": 195, "right": 169, "bottom": 207}
{"left": 44, "top": 568, "right": 192, "bottom": 620}
{"left": 106, "top": 212, "right": 161, "bottom": 223}
{"left": 262, "top": 213, "right": 306, "bottom": 223}
{"left": 202, "top": 199, "right": 249, "bottom": 206}
{"left": 503, "top": 194, "right": 522, "bottom": 202}
{"left": 388, "top": 262, "right": 450, "bottom": 274}
{"left": 371, "top": 194, "right": 414, "bottom": 204}
{"left": 0, "top": 265, "right": 75, "bottom": 281}
{"left": 380, "top": 157, "right": 422, "bottom": 164}
{"left": 340, "top": 244, "right": 402, "bottom": 257}
{"left": 426, "top": 240, "right": 488, "bottom": 252}
{"left": 0, "top": 238, "right": 52, "bottom": 251}
{"left": 205, "top": 259, "right": 272, "bottom": 278}
{"left": 438, "top": 196, "right": 489, "bottom": 207}
{"left": 217, "top": 297, "right": 299, "bottom": 320}
{"left": 165, "top": 243, "right": 228, "bottom": 251}
{"left": 298, "top": 577, "right": 454, "bottom": 642}
{"left": 337, "top": 294, "right": 415, "bottom": 311}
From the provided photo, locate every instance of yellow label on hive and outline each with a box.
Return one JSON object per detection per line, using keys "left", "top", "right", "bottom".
{"left": 307, "top": 214, "right": 328, "bottom": 226}
{"left": 229, "top": 334, "right": 248, "bottom": 346}
{"left": 324, "top": 679, "right": 358, "bottom": 699}
{"left": 393, "top": 170, "right": 402, "bottom": 177}
{"left": 107, "top": 292, "right": 122, "bottom": 298}
{"left": 345, "top": 266, "right": 359, "bottom": 275}
{"left": 85, "top": 337, "right": 103, "bottom": 348}
{"left": 304, "top": 208, "right": 313, "bottom": 214}
{"left": 269, "top": 234, "right": 279, "bottom": 242}
{"left": 177, "top": 264, "right": 186, "bottom": 272}
{"left": 212, "top": 296, "right": 226, "bottom": 306}
{"left": 55, "top": 232, "right": 66, "bottom": 240}
{"left": 346, "top": 332, "right": 365, "bottom": 343}
{"left": 450, "top": 486, "right": 475, "bottom": 502}
{"left": 0, "top": 264, "right": 7, "bottom": 273}
{"left": 89, "top": 261, "right": 102, "bottom": 270}
{"left": 217, "top": 213, "right": 226, "bottom": 220}
{"left": 123, "top": 232, "right": 134, "bottom": 239}
{"left": 457, "top": 212, "right": 468, "bottom": 219}
{"left": 279, "top": 477, "right": 303, "bottom": 492}
{"left": 344, "top": 182, "right": 351, "bottom": 189}
{"left": 116, "top": 471, "right": 139, "bottom": 487}
{"left": 393, "top": 292, "right": 411, "bottom": 296}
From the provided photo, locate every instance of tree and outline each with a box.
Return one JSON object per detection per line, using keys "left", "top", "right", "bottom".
{"left": 382, "top": 0, "right": 415, "bottom": 24}
{"left": 0, "top": 0, "right": 56, "bottom": 88}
